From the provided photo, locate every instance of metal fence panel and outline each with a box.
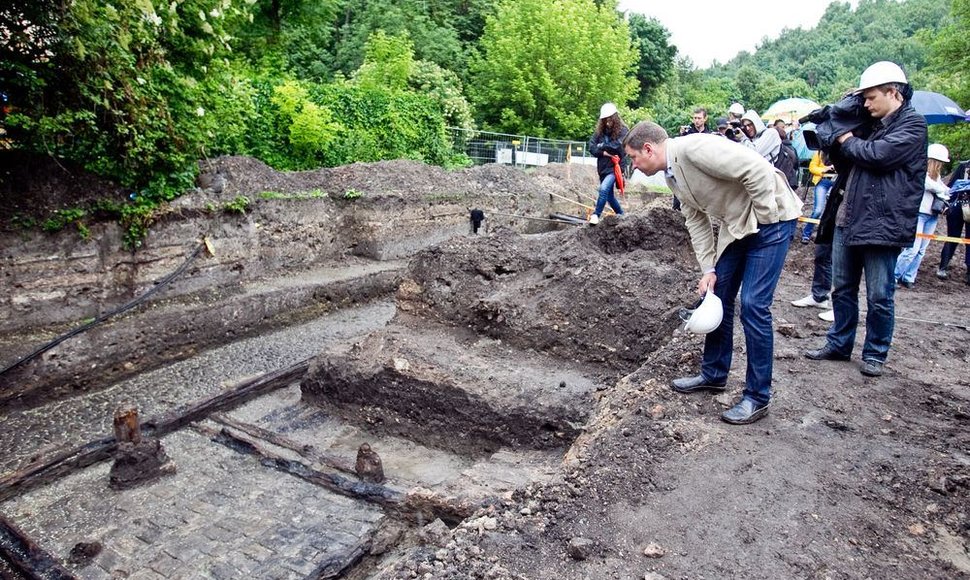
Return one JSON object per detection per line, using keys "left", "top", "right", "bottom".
{"left": 447, "top": 127, "right": 593, "bottom": 167}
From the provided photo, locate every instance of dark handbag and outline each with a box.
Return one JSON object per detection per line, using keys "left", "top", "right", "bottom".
{"left": 930, "top": 196, "right": 947, "bottom": 215}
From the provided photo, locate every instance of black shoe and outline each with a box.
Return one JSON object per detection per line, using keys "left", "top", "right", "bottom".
{"left": 861, "top": 360, "right": 884, "bottom": 377}
{"left": 898, "top": 280, "right": 914, "bottom": 289}
{"left": 721, "top": 398, "right": 769, "bottom": 425}
{"left": 671, "top": 374, "right": 726, "bottom": 393}
{"left": 936, "top": 268, "right": 949, "bottom": 280}
{"left": 804, "top": 344, "right": 850, "bottom": 361}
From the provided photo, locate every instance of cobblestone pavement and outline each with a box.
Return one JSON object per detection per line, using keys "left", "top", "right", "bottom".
{"left": 0, "top": 429, "right": 386, "bottom": 579}
{"left": 0, "top": 300, "right": 395, "bottom": 476}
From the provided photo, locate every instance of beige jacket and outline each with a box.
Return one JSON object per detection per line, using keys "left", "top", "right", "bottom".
{"left": 665, "top": 134, "right": 803, "bottom": 272}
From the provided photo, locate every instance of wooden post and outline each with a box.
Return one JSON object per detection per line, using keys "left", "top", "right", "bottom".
{"left": 113, "top": 406, "right": 141, "bottom": 444}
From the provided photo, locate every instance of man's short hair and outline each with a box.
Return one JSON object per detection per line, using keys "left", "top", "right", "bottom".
{"left": 865, "top": 82, "right": 906, "bottom": 98}
{"left": 693, "top": 107, "right": 708, "bottom": 116}
{"left": 623, "top": 121, "right": 669, "bottom": 150}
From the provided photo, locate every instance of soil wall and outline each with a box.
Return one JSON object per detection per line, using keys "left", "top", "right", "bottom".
{"left": 0, "top": 157, "right": 612, "bottom": 336}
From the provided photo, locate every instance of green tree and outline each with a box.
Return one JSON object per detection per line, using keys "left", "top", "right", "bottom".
{"left": 353, "top": 31, "right": 415, "bottom": 91}
{"left": 469, "top": 0, "right": 637, "bottom": 138}
{"left": 627, "top": 13, "right": 676, "bottom": 105}
{"left": 331, "top": 0, "right": 465, "bottom": 77}
{"left": 409, "top": 60, "right": 476, "bottom": 131}
{"left": 233, "top": 0, "right": 342, "bottom": 81}
{"left": 924, "top": 0, "right": 970, "bottom": 161}
{"left": 1, "top": 0, "right": 255, "bottom": 198}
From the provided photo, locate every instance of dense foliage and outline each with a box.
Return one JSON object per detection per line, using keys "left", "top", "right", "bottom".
{"left": 469, "top": 0, "right": 637, "bottom": 139}
{"left": 0, "top": 0, "right": 965, "bottom": 221}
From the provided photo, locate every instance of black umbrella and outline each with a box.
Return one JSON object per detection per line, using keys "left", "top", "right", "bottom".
{"left": 911, "top": 90, "right": 966, "bottom": 124}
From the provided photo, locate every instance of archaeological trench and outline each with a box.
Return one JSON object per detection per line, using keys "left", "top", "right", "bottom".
{"left": 0, "top": 156, "right": 703, "bottom": 578}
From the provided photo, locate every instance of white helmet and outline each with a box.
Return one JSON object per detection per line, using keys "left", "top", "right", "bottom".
{"left": 683, "top": 290, "right": 723, "bottom": 334}
{"left": 857, "top": 61, "right": 907, "bottom": 91}
{"left": 599, "top": 102, "right": 618, "bottom": 119}
{"left": 927, "top": 143, "right": 950, "bottom": 163}
{"left": 728, "top": 102, "right": 745, "bottom": 116}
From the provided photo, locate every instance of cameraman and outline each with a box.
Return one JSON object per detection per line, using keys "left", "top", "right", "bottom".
{"left": 679, "top": 107, "right": 712, "bottom": 136}
{"left": 719, "top": 102, "right": 750, "bottom": 144}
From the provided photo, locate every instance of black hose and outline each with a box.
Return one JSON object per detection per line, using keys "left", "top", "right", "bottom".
{"left": 0, "top": 242, "right": 206, "bottom": 377}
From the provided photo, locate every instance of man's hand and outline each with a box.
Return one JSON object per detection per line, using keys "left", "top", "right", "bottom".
{"left": 836, "top": 132, "right": 853, "bottom": 144}
{"left": 698, "top": 272, "right": 717, "bottom": 296}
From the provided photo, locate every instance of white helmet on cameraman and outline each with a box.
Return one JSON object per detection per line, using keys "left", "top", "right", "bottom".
{"left": 857, "top": 61, "right": 907, "bottom": 92}
{"left": 599, "top": 102, "right": 618, "bottom": 119}
{"left": 927, "top": 143, "right": 950, "bottom": 163}
{"left": 683, "top": 290, "right": 723, "bottom": 334}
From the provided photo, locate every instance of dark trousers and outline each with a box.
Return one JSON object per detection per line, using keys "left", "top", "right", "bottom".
{"left": 701, "top": 220, "right": 797, "bottom": 405}
{"left": 811, "top": 243, "right": 833, "bottom": 302}
{"left": 939, "top": 204, "right": 970, "bottom": 269}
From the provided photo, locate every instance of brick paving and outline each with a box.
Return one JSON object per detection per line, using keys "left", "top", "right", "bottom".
{"left": 0, "top": 429, "right": 385, "bottom": 579}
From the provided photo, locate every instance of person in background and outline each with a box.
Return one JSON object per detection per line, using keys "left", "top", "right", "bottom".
{"left": 623, "top": 121, "right": 802, "bottom": 425}
{"left": 805, "top": 61, "right": 927, "bottom": 378}
{"left": 894, "top": 144, "right": 951, "bottom": 288}
{"left": 740, "top": 110, "right": 781, "bottom": 161}
{"left": 937, "top": 158, "right": 970, "bottom": 284}
{"left": 773, "top": 119, "right": 788, "bottom": 137}
{"left": 723, "top": 103, "right": 748, "bottom": 144}
{"left": 680, "top": 107, "right": 712, "bottom": 135}
{"left": 715, "top": 117, "right": 729, "bottom": 137}
{"left": 800, "top": 151, "right": 836, "bottom": 244}
{"left": 587, "top": 102, "right": 628, "bottom": 225}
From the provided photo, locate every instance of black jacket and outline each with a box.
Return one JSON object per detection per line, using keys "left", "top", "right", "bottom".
{"left": 819, "top": 103, "right": 927, "bottom": 247}
{"left": 801, "top": 93, "right": 871, "bottom": 150}
{"left": 588, "top": 126, "right": 629, "bottom": 179}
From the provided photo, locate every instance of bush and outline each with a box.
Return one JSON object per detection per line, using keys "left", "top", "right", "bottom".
{"left": 243, "top": 78, "right": 450, "bottom": 170}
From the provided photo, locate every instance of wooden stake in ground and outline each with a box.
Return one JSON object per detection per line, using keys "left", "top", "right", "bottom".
{"left": 109, "top": 406, "right": 175, "bottom": 490}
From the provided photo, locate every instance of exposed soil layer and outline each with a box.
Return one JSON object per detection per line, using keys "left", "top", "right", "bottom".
{"left": 395, "top": 209, "right": 695, "bottom": 372}
{"left": 303, "top": 321, "right": 596, "bottom": 457}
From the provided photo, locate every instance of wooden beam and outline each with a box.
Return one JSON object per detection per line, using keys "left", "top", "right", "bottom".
{"left": 193, "top": 423, "right": 406, "bottom": 509}
{"left": 0, "top": 359, "right": 310, "bottom": 503}
{"left": 0, "top": 515, "right": 76, "bottom": 579}
{"left": 209, "top": 413, "right": 357, "bottom": 476}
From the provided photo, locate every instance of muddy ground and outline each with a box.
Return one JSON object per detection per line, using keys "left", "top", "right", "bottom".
{"left": 361, "top": 207, "right": 970, "bottom": 579}
{"left": 1, "top": 155, "right": 968, "bottom": 579}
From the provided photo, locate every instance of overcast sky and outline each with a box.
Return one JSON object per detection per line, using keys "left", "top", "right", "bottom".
{"left": 618, "top": 0, "right": 857, "bottom": 68}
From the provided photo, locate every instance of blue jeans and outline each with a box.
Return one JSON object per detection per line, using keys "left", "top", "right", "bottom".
{"left": 826, "top": 227, "right": 901, "bottom": 363}
{"left": 801, "top": 178, "right": 832, "bottom": 240}
{"left": 894, "top": 212, "right": 938, "bottom": 283}
{"left": 700, "top": 220, "right": 796, "bottom": 405}
{"left": 594, "top": 173, "right": 623, "bottom": 217}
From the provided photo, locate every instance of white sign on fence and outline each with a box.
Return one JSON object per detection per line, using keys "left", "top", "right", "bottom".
{"left": 496, "top": 148, "right": 549, "bottom": 166}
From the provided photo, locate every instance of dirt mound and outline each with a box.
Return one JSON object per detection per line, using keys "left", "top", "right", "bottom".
{"left": 396, "top": 208, "right": 697, "bottom": 372}
{"left": 0, "top": 151, "right": 130, "bottom": 226}
{"left": 190, "top": 156, "right": 599, "bottom": 207}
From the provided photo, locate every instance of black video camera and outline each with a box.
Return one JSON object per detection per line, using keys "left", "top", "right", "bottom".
{"left": 723, "top": 120, "right": 744, "bottom": 141}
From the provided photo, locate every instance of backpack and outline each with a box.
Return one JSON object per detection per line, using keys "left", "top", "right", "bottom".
{"left": 773, "top": 141, "right": 799, "bottom": 189}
